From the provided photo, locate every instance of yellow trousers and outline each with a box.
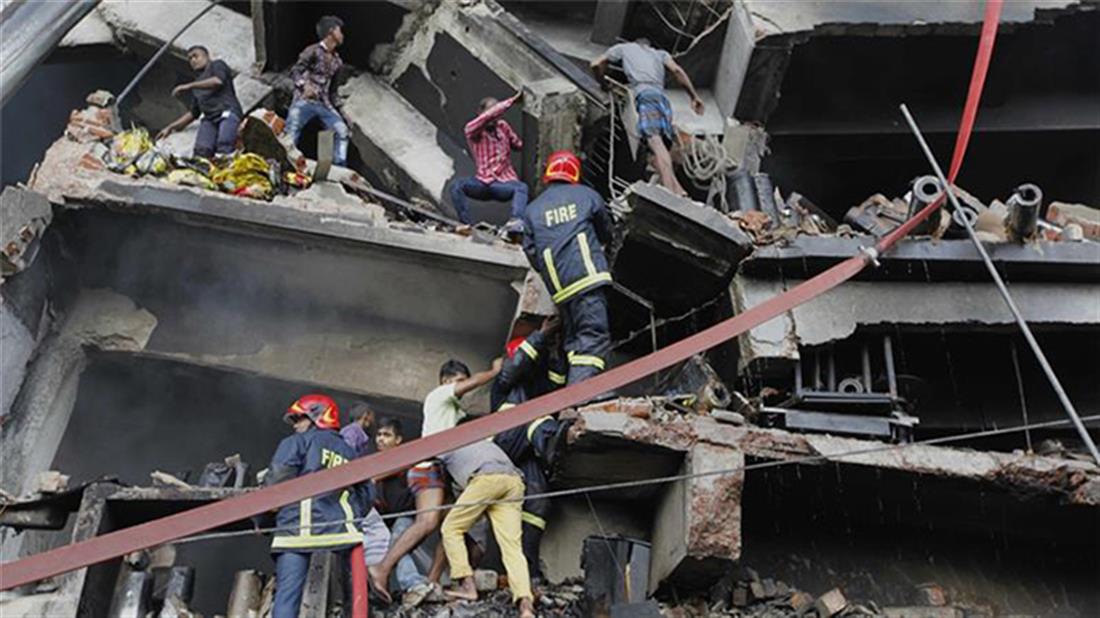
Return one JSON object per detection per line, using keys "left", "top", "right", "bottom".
{"left": 441, "top": 473, "right": 532, "bottom": 601}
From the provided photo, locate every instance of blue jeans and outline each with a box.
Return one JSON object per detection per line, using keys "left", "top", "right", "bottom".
{"left": 390, "top": 516, "right": 429, "bottom": 592}
{"left": 449, "top": 177, "right": 528, "bottom": 224}
{"left": 273, "top": 551, "right": 310, "bottom": 618}
{"left": 194, "top": 112, "right": 240, "bottom": 158}
{"left": 285, "top": 100, "right": 349, "bottom": 166}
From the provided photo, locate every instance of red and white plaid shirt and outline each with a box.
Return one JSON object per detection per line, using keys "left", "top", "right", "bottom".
{"left": 464, "top": 97, "right": 523, "bottom": 184}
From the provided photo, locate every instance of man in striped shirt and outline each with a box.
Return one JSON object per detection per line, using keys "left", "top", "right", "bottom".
{"left": 450, "top": 92, "right": 529, "bottom": 235}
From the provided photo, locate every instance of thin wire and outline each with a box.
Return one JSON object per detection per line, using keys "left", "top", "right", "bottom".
{"left": 610, "top": 293, "right": 724, "bottom": 352}
{"left": 584, "top": 492, "right": 626, "bottom": 591}
{"left": 169, "top": 414, "right": 1100, "bottom": 546}
{"left": 900, "top": 103, "right": 1100, "bottom": 465}
{"left": 1009, "top": 339, "right": 1033, "bottom": 453}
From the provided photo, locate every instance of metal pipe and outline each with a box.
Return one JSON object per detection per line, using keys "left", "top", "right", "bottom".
{"left": 111, "top": 0, "right": 219, "bottom": 128}
{"left": 860, "top": 344, "right": 872, "bottom": 392}
{"left": 1007, "top": 183, "right": 1042, "bottom": 242}
{"left": 900, "top": 103, "right": 1100, "bottom": 466}
{"left": 0, "top": 0, "right": 100, "bottom": 107}
{"left": 883, "top": 336, "right": 897, "bottom": 399}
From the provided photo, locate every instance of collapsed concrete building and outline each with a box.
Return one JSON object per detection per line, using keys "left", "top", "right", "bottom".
{"left": 1, "top": 1, "right": 1098, "bottom": 617}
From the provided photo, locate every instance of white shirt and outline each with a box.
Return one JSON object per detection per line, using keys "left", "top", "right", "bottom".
{"left": 421, "top": 383, "right": 466, "bottom": 437}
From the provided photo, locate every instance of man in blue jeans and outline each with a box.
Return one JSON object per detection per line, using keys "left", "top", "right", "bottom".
{"left": 285, "top": 16, "right": 349, "bottom": 166}
{"left": 451, "top": 92, "right": 528, "bottom": 234}
{"left": 157, "top": 46, "right": 243, "bottom": 157}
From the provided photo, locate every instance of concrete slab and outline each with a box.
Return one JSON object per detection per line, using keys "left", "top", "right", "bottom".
{"left": 741, "top": 236, "right": 1100, "bottom": 283}
{"left": 563, "top": 403, "right": 1100, "bottom": 505}
{"left": 60, "top": 9, "right": 115, "bottom": 48}
{"left": 745, "top": 0, "right": 1076, "bottom": 37}
{"left": 732, "top": 275, "right": 1100, "bottom": 370}
{"left": 611, "top": 182, "right": 753, "bottom": 329}
{"left": 92, "top": 0, "right": 273, "bottom": 156}
{"left": 95, "top": 0, "right": 256, "bottom": 72}
{"left": 381, "top": 0, "right": 586, "bottom": 190}
{"left": 341, "top": 74, "right": 457, "bottom": 207}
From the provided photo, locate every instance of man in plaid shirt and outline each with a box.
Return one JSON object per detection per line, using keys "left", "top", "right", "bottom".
{"left": 285, "top": 15, "right": 349, "bottom": 166}
{"left": 450, "top": 92, "right": 529, "bottom": 235}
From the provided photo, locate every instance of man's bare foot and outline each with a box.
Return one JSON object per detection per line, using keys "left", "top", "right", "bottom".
{"left": 444, "top": 576, "right": 478, "bottom": 601}
{"left": 367, "top": 565, "right": 392, "bottom": 604}
{"left": 519, "top": 597, "right": 536, "bottom": 618}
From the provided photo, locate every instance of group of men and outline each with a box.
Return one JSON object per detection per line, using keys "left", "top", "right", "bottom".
{"left": 165, "top": 13, "right": 704, "bottom": 617}
{"left": 159, "top": 12, "right": 703, "bottom": 224}
{"left": 265, "top": 149, "right": 617, "bottom": 616}
{"left": 158, "top": 16, "right": 350, "bottom": 166}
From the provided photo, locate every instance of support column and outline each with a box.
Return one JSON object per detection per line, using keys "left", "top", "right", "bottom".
{"left": 649, "top": 442, "right": 743, "bottom": 593}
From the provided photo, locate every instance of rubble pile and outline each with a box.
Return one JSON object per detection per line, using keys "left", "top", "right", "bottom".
{"left": 89, "top": 118, "right": 312, "bottom": 202}
{"left": 374, "top": 581, "right": 586, "bottom": 618}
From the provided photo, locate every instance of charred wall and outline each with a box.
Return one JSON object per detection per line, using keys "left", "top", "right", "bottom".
{"left": 741, "top": 462, "right": 1099, "bottom": 615}
{"left": 51, "top": 351, "right": 420, "bottom": 488}
{"left": 740, "top": 9, "right": 1100, "bottom": 214}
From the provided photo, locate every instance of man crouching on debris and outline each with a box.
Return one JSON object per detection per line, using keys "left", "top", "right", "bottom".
{"left": 591, "top": 38, "right": 704, "bottom": 197}
{"left": 451, "top": 92, "right": 528, "bottom": 234}
{"left": 438, "top": 438, "right": 535, "bottom": 617}
{"left": 285, "top": 15, "right": 350, "bottom": 166}
{"left": 522, "top": 150, "right": 614, "bottom": 384}
{"left": 157, "top": 45, "right": 244, "bottom": 157}
{"left": 267, "top": 394, "right": 377, "bottom": 618}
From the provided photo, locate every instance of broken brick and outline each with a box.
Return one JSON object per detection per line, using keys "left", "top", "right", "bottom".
{"left": 732, "top": 585, "right": 749, "bottom": 607}
{"left": 761, "top": 578, "right": 777, "bottom": 598}
{"left": 78, "top": 153, "right": 107, "bottom": 171}
{"left": 36, "top": 470, "right": 69, "bottom": 494}
{"left": 915, "top": 583, "right": 948, "bottom": 607}
{"left": 789, "top": 591, "right": 814, "bottom": 612}
{"left": 1047, "top": 202, "right": 1100, "bottom": 239}
{"left": 814, "top": 588, "right": 848, "bottom": 618}
{"left": 473, "top": 569, "right": 498, "bottom": 591}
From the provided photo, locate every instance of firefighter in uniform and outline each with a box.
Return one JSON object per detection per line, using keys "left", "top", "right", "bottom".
{"left": 490, "top": 318, "right": 572, "bottom": 582}
{"left": 521, "top": 150, "right": 614, "bottom": 385}
{"left": 268, "top": 394, "right": 371, "bottom": 618}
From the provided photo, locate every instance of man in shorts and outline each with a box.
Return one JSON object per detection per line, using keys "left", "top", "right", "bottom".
{"left": 591, "top": 38, "right": 705, "bottom": 197}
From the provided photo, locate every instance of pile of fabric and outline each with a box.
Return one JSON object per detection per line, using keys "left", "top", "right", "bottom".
{"left": 102, "top": 127, "right": 311, "bottom": 201}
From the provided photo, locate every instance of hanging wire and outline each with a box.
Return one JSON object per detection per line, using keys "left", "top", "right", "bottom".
{"left": 1009, "top": 339, "right": 1033, "bottom": 453}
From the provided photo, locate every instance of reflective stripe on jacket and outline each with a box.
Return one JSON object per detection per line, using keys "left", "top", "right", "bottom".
{"left": 521, "top": 183, "right": 614, "bottom": 305}
{"left": 268, "top": 427, "right": 367, "bottom": 552}
{"left": 490, "top": 330, "right": 568, "bottom": 411}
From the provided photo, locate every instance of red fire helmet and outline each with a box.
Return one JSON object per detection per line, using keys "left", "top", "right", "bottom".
{"left": 542, "top": 150, "right": 581, "bottom": 185}
{"left": 286, "top": 394, "right": 341, "bottom": 430}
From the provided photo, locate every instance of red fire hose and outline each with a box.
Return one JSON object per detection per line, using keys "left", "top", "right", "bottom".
{"left": 0, "top": 0, "right": 1003, "bottom": 593}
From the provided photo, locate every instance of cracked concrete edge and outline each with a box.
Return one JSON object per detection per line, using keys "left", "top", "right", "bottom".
{"left": 731, "top": 274, "right": 1100, "bottom": 355}
{"left": 381, "top": 0, "right": 581, "bottom": 112}
{"left": 341, "top": 74, "right": 455, "bottom": 205}
{"left": 565, "top": 405, "right": 1100, "bottom": 505}
{"left": 94, "top": 0, "right": 257, "bottom": 73}
{"left": 25, "top": 137, "right": 529, "bottom": 272}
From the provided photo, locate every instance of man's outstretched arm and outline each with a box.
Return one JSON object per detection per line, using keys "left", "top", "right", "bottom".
{"left": 664, "top": 56, "right": 705, "bottom": 115}
{"left": 464, "top": 92, "right": 521, "bottom": 138}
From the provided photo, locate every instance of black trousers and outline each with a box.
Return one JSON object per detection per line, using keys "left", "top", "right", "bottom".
{"left": 560, "top": 288, "right": 611, "bottom": 384}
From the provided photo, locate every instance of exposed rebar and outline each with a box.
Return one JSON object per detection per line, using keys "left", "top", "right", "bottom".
{"left": 900, "top": 103, "right": 1100, "bottom": 465}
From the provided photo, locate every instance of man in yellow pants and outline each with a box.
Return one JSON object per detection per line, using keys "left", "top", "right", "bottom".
{"left": 439, "top": 440, "right": 535, "bottom": 618}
